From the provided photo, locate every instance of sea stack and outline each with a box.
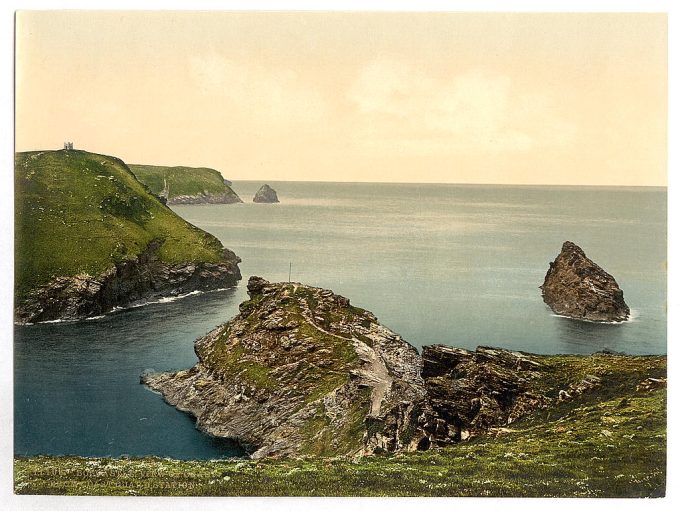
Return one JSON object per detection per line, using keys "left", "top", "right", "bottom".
{"left": 253, "top": 184, "right": 279, "bottom": 203}
{"left": 540, "top": 241, "right": 630, "bottom": 322}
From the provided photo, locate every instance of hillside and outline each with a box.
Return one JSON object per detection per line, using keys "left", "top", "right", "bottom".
{"left": 14, "top": 149, "right": 241, "bottom": 323}
{"left": 15, "top": 371, "right": 666, "bottom": 496}
{"left": 129, "top": 164, "right": 242, "bottom": 204}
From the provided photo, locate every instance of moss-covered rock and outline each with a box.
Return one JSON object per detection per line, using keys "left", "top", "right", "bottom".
{"left": 143, "top": 276, "right": 428, "bottom": 458}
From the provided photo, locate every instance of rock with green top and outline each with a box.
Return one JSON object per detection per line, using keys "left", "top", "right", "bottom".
{"left": 129, "top": 163, "right": 242, "bottom": 204}
{"left": 14, "top": 149, "right": 242, "bottom": 324}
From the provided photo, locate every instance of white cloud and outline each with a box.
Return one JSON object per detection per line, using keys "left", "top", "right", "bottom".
{"left": 189, "top": 53, "right": 328, "bottom": 128}
{"left": 347, "top": 60, "right": 575, "bottom": 154}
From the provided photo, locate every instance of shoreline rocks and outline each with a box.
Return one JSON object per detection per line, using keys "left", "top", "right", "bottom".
{"left": 253, "top": 184, "right": 279, "bottom": 203}
{"left": 167, "top": 191, "right": 242, "bottom": 205}
{"left": 14, "top": 242, "right": 242, "bottom": 325}
{"left": 541, "top": 241, "right": 630, "bottom": 323}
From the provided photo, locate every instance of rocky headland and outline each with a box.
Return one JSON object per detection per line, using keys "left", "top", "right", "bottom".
{"left": 143, "top": 276, "right": 644, "bottom": 459}
{"left": 129, "top": 164, "right": 242, "bottom": 205}
{"left": 253, "top": 184, "right": 279, "bottom": 203}
{"left": 541, "top": 241, "right": 630, "bottom": 322}
{"left": 14, "top": 150, "right": 242, "bottom": 324}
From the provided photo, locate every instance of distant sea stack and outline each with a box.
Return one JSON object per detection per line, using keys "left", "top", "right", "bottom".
{"left": 253, "top": 184, "right": 279, "bottom": 203}
{"left": 540, "top": 241, "right": 630, "bottom": 322}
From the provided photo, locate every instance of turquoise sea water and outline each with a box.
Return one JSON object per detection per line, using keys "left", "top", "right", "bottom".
{"left": 14, "top": 182, "right": 666, "bottom": 459}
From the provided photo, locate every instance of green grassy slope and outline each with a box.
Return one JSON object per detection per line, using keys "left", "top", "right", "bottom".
{"left": 128, "top": 164, "right": 240, "bottom": 200}
{"left": 15, "top": 150, "right": 227, "bottom": 299}
{"left": 13, "top": 354, "right": 666, "bottom": 497}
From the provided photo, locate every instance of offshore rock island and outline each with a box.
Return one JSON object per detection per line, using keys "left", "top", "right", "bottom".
{"left": 253, "top": 184, "right": 279, "bottom": 203}
{"left": 143, "top": 276, "right": 653, "bottom": 459}
{"left": 541, "top": 241, "right": 630, "bottom": 322}
{"left": 14, "top": 150, "right": 242, "bottom": 324}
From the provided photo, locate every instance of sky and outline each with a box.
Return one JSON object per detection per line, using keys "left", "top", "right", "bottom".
{"left": 15, "top": 11, "right": 667, "bottom": 185}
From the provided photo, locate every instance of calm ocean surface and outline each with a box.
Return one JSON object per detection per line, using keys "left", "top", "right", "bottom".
{"left": 15, "top": 182, "right": 666, "bottom": 459}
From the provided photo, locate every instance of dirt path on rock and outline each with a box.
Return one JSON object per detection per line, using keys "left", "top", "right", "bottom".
{"left": 351, "top": 339, "right": 392, "bottom": 416}
{"left": 300, "top": 309, "right": 392, "bottom": 416}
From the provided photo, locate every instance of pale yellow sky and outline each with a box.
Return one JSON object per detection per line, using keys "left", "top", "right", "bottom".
{"left": 15, "top": 11, "right": 667, "bottom": 185}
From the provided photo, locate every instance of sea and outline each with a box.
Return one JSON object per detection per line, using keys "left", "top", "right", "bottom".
{"left": 14, "top": 182, "right": 667, "bottom": 459}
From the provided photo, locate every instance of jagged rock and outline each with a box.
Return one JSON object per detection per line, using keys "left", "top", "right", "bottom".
{"left": 14, "top": 242, "right": 241, "bottom": 324}
{"left": 540, "top": 241, "right": 630, "bottom": 322}
{"left": 421, "top": 345, "right": 550, "bottom": 442}
{"left": 253, "top": 184, "right": 279, "bottom": 203}
{"left": 636, "top": 377, "right": 667, "bottom": 392}
{"left": 144, "top": 276, "right": 430, "bottom": 458}
{"left": 143, "top": 278, "right": 584, "bottom": 459}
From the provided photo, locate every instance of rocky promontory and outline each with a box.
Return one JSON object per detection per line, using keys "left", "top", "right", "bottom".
{"left": 143, "top": 277, "right": 624, "bottom": 458}
{"left": 253, "top": 184, "right": 279, "bottom": 203}
{"left": 541, "top": 241, "right": 630, "bottom": 322}
{"left": 15, "top": 150, "right": 242, "bottom": 324}
{"left": 129, "top": 164, "right": 242, "bottom": 205}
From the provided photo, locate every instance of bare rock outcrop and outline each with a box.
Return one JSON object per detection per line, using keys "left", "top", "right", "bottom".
{"left": 144, "top": 276, "right": 430, "bottom": 458}
{"left": 252, "top": 184, "right": 279, "bottom": 203}
{"left": 540, "top": 241, "right": 630, "bottom": 322}
{"left": 421, "top": 345, "right": 550, "bottom": 443}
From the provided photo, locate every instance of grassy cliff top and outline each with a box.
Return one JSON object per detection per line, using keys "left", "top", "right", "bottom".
{"left": 128, "top": 164, "right": 239, "bottom": 200}
{"left": 15, "top": 150, "right": 227, "bottom": 299}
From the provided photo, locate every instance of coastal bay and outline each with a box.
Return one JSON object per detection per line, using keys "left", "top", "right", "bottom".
{"left": 14, "top": 182, "right": 666, "bottom": 460}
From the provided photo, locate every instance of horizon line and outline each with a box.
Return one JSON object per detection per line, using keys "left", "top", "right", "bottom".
{"left": 228, "top": 179, "right": 667, "bottom": 189}
{"left": 14, "top": 148, "right": 667, "bottom": 189}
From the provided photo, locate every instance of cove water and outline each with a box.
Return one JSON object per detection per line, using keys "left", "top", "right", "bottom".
{"left": 15, "top": 182, "right": 666, "bottom": 459}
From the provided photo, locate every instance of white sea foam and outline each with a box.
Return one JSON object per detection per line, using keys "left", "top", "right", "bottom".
{"left": 24, "top": 287, "right": 234, "bottom": 326}
{"left": 550, "top": 312, "right": 633, "bottom": 325}
{"left": 157, "top": 290, "right": 203, "bottom": 303}
{"left": 112, "top": 287, "right": 232, "bottom": 311}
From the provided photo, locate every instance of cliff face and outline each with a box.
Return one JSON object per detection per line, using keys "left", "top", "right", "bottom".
{"left": 167, "top": 191, "right": 242, "bottom": 205}
{"left": 14, "top": 243, "right": 241, "bottom": 325}
{"left": 253, "top": 184, "right": 279, "bottom": 203}
{"left": 422, "top": 345, "right": 551, "bottom": 442}
{"left": 142, "top": 278, "right": 608, "bottom": 458}
{"left": 15, "top": 150, "right": 242, "bottom": 324}
{"left": 541, "top": 241, "right": 630, "bottom": 322}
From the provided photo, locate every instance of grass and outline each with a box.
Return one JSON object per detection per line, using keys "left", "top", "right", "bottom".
{"left": 14, "top": 150, "right": 227, "bottom": 300}
{"left": 13, "top": 353, "right": 666, "bottom": 497}
{"left": 198, "top": 283, "right": 361, "bottom": 400}
{"left": 128, "top": 163, "right": 240, "bottom": 200}
{"left": 299, "top": 387, "right": 372, "bottom": 456}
